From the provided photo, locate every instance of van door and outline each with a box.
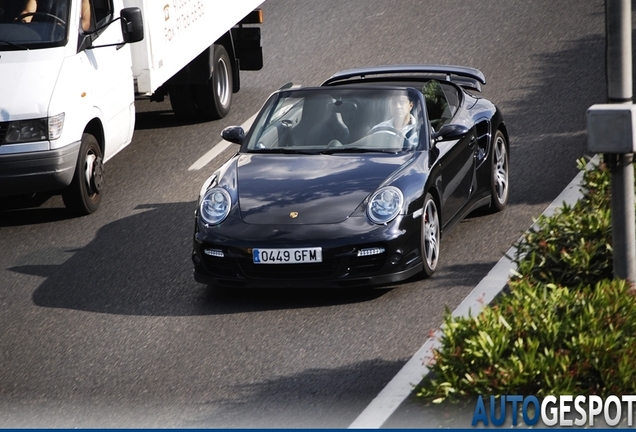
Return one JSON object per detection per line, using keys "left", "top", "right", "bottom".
{"left": 82, "top": 0, "right": 135, "bottom": 161}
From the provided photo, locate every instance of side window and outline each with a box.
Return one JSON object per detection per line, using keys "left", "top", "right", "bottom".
{"left": 422, "top": 80, "right": 452, "bottom": 132}
{"left": 439, "top": 82, "right": 460, "bottom": 119}
{"left": 82, "top": 0, "right": 112, "bottom": 33}
{"left": 91, "top": 0, "right": 112, "bottom": 27}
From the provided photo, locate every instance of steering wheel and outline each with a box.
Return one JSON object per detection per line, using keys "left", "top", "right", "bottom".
{"left": 367, "top": 125, "right": 407, "bottom": 141}
{"left": 17, "top": 12, "right": 66, "bottom": 26}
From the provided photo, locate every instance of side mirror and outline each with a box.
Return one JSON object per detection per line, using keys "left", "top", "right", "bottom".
{"left": 432, "top": 124, "right": 470, "bottom": 143}
{"left": 120, "top": 7, "right": 144, "bottom": 43}
{"left": 221, "top": 126, "right": 245, "bottom": 145}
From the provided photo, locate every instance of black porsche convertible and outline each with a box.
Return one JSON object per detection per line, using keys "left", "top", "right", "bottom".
{"left": 192, "top": 65, "right": 509, "bottom": 288}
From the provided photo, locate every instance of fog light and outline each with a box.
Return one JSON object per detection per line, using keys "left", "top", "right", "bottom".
{"left": 389, "top": 253, "right": 402, "bottom": 265}
{"left": 192, "top": 252, "right": 202, "bottom": 265}
{"left": 357, "top": 247, "right": 385, "bottom": 257}
{"left": 204, "top": 248, "right": 224, "bottom": 258}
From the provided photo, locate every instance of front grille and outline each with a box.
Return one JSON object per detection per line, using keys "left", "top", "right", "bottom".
{"left": 239, "top": 260, "right": 341, "bottom": 279}
{"left": 348, "top": 253, "right": 386, "bottom": 276}
{"left": 201, "top": 255, "right": 242, "bottom": 278}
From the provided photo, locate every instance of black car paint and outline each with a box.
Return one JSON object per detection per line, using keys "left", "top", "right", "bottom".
{"left": 193, "top": 66, "right": 508, "bottom": 288}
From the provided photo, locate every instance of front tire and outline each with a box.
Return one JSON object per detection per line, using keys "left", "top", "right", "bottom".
{"left": 62, "top": 133, "right": 103, "bottom": 215}
{"left": 421, "top": 193, "right": 440, "bottom": 278}
{"left": 489, "top": 130, "right": 509, "bottom": 212}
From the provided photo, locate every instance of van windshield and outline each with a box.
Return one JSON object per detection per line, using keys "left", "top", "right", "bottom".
{"left": 0, "top": 0, "right": 70, "bottom": 49}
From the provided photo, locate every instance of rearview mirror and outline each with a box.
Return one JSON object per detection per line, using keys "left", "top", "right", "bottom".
{"left": 221, "top": 126, "right": 245, "bottom": 145}
{"left": 432, "top": 124, "right": 470, "bottom": 142}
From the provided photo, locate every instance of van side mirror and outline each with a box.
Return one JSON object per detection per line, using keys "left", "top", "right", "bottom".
{"left": 221, "top": 126, "right": 245, "bottom": 145}
{"left": 120, "top": 7, "right": 144, "bottom": 43}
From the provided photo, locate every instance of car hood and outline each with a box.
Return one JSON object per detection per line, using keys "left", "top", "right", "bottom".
{"left": 236, "top": 153, "right": 414, "bottom": 225}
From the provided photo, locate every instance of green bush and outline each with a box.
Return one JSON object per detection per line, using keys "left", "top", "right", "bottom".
{"left": 417, "top": 278, "right": 636, "bottom": 401}
{"left": 417, "top": 158, "right": 636, "bottom": 402}
{"left": 512, "top": 159, "right": 613, "bottom": 288}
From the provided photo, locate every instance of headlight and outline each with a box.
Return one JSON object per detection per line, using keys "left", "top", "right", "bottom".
{"left": 200, "top": 187, "right": 231, "bottom": 225}
{"left": 4, "top": 113, "right": 65, "bottom": 144}
{"left": 367, "top": 186, "right": 404, "bottom": 224}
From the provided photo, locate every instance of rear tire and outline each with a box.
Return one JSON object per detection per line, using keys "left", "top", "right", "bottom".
{"left": 489, "top": 130, "right": 509, "bottom": 212}
{"left": 62, "top": 133, "right": 103, "bottom": 215}
{"left": 421, "top": 193, "right": 440, "bottom": 278}
{"left": 195, "top": 44, "right": 233, "bottom": 120}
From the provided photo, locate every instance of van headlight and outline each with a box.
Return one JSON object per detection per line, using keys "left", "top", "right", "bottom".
{"left": 367, "top": 186, "right": 404, "bottom": 224}
{"left": 200, "top": 187, "right": 231, "bottom": 226}
{"left": 4, "top": 113, "right": 65, "bottom": 143}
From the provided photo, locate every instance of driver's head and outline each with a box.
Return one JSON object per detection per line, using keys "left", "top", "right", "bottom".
{"left": 389, "top": 94, "right": 414, "bottom": 126}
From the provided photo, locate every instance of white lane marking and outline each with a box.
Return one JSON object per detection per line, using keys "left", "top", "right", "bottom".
{"left": 348, "top": 156, "right": 599, "bottom": 429}
{"left": 188, "top": 113, "right": 258, "bottom": 171}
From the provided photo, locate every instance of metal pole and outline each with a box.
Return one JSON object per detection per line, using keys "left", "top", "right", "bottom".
{"left": 606, "top": 0, "right": 636, "bottom": 282}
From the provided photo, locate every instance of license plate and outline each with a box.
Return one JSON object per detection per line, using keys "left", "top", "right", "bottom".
{"left": 253, "top": 247, "right": 322, "bottom": 264}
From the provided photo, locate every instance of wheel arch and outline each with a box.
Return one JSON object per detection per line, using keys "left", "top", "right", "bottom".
{"left": 84, "top": 118, "right": 105, "bottom": 156}
{"left": 425, "top": 186, "right": 443, "bottom": 236}
{"left": 497, "top": 122, "right": 510, "bottom": 149}
{"left": 215, "top": 31, "right": 240, "bottom": 93}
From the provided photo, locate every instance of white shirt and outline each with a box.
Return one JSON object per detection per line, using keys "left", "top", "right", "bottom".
{"left": 371, "top": 114, "right": 418, "bottom": 148}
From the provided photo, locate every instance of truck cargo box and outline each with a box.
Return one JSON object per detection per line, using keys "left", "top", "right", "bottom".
{"left": 124, "top": 0, "right": 265, "bottom": 94}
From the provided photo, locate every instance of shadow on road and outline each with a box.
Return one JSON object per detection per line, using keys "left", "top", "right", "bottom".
{"left": 134, "top": 109, "right": 208, "bottom": 130}
{"left": 183, "top": 357, "right": 407, "bottom": 428}
{"left": 8, "top": 202, "right": 390, "bottom": 317}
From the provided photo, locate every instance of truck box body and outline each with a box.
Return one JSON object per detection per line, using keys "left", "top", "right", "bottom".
{"left": 125, "top": 0, "right": 264, "bottom": 94}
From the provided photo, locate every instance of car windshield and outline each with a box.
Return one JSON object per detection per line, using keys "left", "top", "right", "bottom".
{"left": 0, "top": 0, "right": 70, "bottom": 50}
{"left": 245, "top": 87, "right": 425, "bottom": 154}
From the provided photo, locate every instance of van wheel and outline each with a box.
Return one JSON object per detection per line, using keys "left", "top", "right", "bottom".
{"left": 62, "top": 133, "right": 103, "bottom": 215}
{"left": 195, "top": 44, "right": 233, "bottom": 120}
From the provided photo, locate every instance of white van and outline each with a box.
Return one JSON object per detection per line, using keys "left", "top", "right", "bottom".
{"left": 0, "top": 0, "right": 264, "bottom": 214}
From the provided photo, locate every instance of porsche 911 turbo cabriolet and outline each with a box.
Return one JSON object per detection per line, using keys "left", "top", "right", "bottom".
{"left": 192, "top": 64, "right": 509, "bottom": 288}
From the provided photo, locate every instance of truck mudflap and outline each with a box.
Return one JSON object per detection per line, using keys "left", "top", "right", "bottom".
{"left": 231, "top": 26, "right": 263, "bottom": 71}
{"left": 0, "top": 141, "right": 80, "bottom": 197}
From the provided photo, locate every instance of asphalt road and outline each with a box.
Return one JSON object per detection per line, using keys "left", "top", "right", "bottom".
{"left": 0, "top": 0, "right": 605, "bottom": 427}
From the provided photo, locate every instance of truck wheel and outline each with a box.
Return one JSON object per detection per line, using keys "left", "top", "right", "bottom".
{"left": 62, "top": 133, "right": 103, "bottom": 215}
{"left": 169, "top": 85, "right": 197, "bottom": 120}
{"left": 195, "top": 44, "right": 233, "bottom": 120}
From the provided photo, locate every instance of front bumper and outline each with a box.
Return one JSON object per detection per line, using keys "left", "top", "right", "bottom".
{"left": 192, "top": 213, "right": 423, "bottom": 288}
{"left": 0, "top": 142, "right": 80, "bottom": 197}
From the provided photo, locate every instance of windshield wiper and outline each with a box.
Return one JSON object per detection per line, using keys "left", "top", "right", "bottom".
{"left": 320, "top": 147, "right": 402, "bottom": 155}
{"left": 0, "top": 40, "right": 28, "bottom": 50}
{"left": 248, "top": 148, "right": 317, "bottom": 155}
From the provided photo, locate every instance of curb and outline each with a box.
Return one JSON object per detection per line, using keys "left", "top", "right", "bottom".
{"left": 348, "top": 156, "right": 598, "bottom": 429}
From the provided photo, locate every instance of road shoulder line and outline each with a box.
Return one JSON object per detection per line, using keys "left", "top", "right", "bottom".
{"left": 348, "top": 156, "right": 596, "bottom": 429}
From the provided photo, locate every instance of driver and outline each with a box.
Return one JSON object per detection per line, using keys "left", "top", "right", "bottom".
{"left": 0, "top": 0, "right": 36, "bottom": 23}
{"left": 369, "top": 93, "right": 418, "bottom": 147}
{"left": 2, "top": 0, "right": 89, "bottom": 31}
